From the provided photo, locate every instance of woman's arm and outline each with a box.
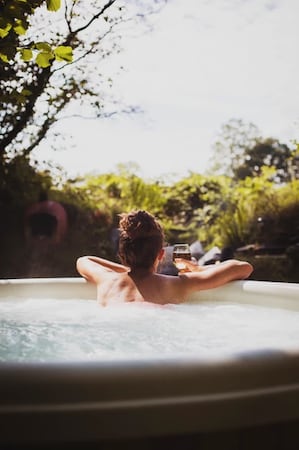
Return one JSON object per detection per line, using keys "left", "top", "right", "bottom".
{"left": 178, "top": 259, "right": 253, "bottom": 291}
{"left": 76, "top": 256, "right": 129, "bottom": 284}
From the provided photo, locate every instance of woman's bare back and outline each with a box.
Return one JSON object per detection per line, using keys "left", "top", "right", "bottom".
{"left": 96, "top": 271, "right": 184, "bottom": 305}
{"left": 77, "top": 255, "right": 253, "bottom": 306}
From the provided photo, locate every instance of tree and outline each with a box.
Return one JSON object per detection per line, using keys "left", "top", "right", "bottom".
{"left": 208, "top": 119, "right": 298, "bottom": 183}
{"left": 0, "top": 0, "right": 164, "bottom": 165}
{"left": 208, "top": 118, "right": 261, "bottom": 177}
{"left": 75, "top": 164, "right": 166, "bottom": 219}
{"left": 234, "top": 138, "right": 298, "bottom": 183}
{"left": 160, "top": 173, "right": 230, "bottom": 244}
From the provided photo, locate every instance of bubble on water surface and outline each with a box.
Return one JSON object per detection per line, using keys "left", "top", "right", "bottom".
{"left": 1, "top": 298, "right": 299, "bottom": 362}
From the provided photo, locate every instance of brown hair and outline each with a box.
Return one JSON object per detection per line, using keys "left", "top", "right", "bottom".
{"left": 118, "top": 210, "right": 164, "bottom": 270}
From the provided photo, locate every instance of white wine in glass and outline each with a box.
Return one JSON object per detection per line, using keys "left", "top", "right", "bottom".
{"left": 173, "top": 244, "right": 191, "bottom": 270}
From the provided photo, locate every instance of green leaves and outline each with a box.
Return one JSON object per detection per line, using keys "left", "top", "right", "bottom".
{"left": 34, "top": 42, "right": 54, "bottom": 68}
{"left": 19, "top": 43, "right": 73, "bottom": 67}
{"left": 0, "top": 43, "right": 16, "bottom": 62}
{"left": 16, "top": 88, "right": 32, "bottom": 104}
{"left": 35, "top": 49, "right": 54, "bottom": 67}
{"left": 35, "top": 42, "right": 52, "bottom": 52}
{"left": 0, "top": 23, "right": 12, "bottom": 38}
{"left": 0, "top": 0, "right": 35, "bottom": 40}
{"left": 54, "top": 46, "right": 73, "bottom": 63}
{"left": 20, "top": 47, "right": 32, "bottom": 61}
{"left": 0, "top": 0, "right": 71, "bottom": 67}
{"left": 13, "top": 19, "right": 26, "bottom": 35}
{"left": 46, "top": 0, "right": 61, "bottom": 12}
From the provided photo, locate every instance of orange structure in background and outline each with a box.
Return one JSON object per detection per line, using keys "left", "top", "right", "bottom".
{"left": 24, "top": 193, "right": 68, "bottom": 245}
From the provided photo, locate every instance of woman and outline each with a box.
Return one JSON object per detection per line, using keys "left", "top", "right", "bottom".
{"left": 76, "top": 210, "right": 253, "bottom": 305}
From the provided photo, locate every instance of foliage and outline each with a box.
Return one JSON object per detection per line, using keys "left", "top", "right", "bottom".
{"left": 206, "top": 171, "right": 299, "bottom": 252}
{"left": 208, "top": 118, "right": 261, "bottom": 177}
{"left": 1, "top": 154, "right": 299, "bottom": 281}
{"left": 234, "top": 138, "right": 299, "bottom": 183}
{"left": 0, "top": 154, "right": 114, "bottom": 277}
{"left": 245, "top": 255, "right": 292, "bottom": 283}
{"left": 260, "top": 180, "right": 299, "bottom": 246}
{"left": 0, "top": 152, "right": 53, "bottom": 209}
{"left": 59, "top": 166, "right": 299, "bottom": 254}
{"left": 0, "top": 0, "right": 70, "bottom": 66}
{"left": 214, "top": 169, "right": 278, "bottom": 248}
{"left": 73, "top": 163, "right": 166, "bottom": 218}
{"left": 159, "top": 173, "right": 230, "bottom": 244}
{"left": 0, "top": 0, "right": 164, "bottom": 169}
{"left": 63, "top": 170, "right": 231, "bottom": 245}
{"left": 208, "top": 118, "right": 298, "bottom": 183}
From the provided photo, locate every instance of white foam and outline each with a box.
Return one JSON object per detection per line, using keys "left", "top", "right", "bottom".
{"left": 1, "top": 298, "right": 299, "bottom": 362}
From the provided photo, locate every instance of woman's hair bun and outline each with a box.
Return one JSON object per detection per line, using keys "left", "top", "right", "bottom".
{"left": 119, "top": 210, "right": 162, "bottom": 239}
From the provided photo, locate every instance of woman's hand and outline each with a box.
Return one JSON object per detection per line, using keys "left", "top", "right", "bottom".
{"left": 174, "top": 258, "right": 204, "bottom": 273}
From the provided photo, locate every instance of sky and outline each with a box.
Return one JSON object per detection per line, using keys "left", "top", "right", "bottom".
{"left": 34, "top": 0, "right": 299, "bottom": 181}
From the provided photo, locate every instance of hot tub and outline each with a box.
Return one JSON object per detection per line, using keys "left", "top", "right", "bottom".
{"left": 1, "top": 278, "right": 299, "bottom": 449}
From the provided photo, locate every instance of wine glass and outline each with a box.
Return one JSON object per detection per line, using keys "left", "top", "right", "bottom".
{"left": 173, "top": 243, "right": 191, "bottom": 271}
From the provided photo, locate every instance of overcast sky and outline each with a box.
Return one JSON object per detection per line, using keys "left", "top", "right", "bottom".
{"left": 35, "top": 0, "right": 299, "bottom": 181}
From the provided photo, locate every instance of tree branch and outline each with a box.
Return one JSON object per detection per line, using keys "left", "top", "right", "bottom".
{"left": 72, "top": 0, "right": 116, "bottom": 35}
{"left": 59, "top": 104, "right": 143, "bottom": 122}
{"left": 0, "top": 66, "right": 51, "bottom": 153}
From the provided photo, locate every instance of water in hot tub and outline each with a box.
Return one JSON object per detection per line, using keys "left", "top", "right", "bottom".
{"left": 1, "top": 298, "right": 299, "bottom": 362}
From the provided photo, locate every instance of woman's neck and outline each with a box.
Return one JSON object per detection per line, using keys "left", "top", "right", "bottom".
{"left": 129, "top": 266, "right": 155, "bottom": 279}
